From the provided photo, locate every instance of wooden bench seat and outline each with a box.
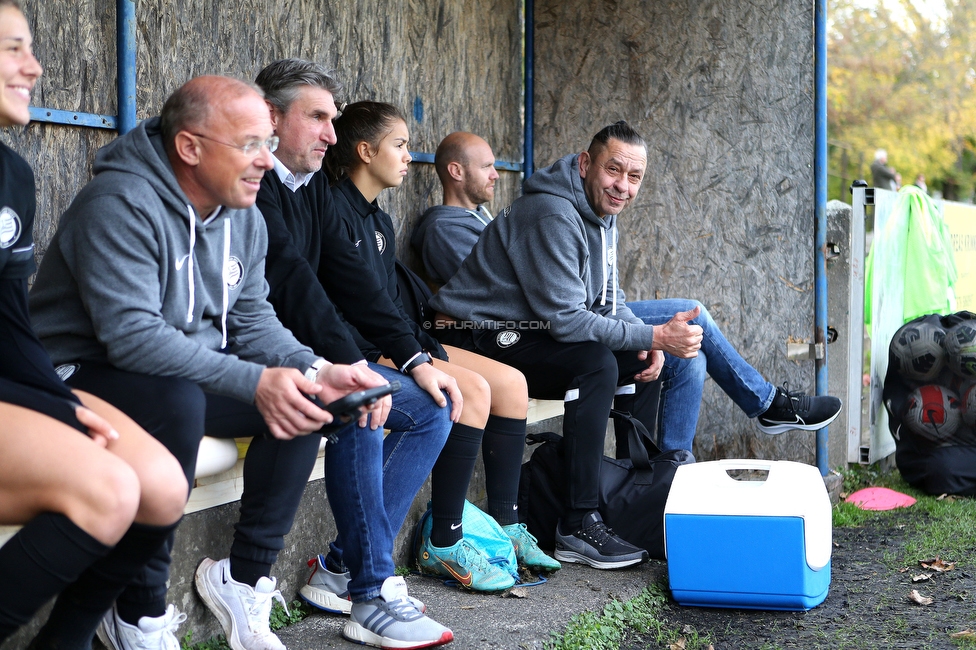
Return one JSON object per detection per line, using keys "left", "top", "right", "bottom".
{"left": 0, "top": 398, "right": 564, "bottom": 547}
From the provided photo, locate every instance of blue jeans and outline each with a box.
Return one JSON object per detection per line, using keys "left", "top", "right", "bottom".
{"left": 626, "top": 299, "right": 776, "bottom": 451}
{"left": 324, "top": 363, "right": 451, "bottom": 602}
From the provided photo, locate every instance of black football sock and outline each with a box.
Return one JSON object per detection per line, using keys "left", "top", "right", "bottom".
{"left": 229, "top": 556, "right": 272, "bottom": 588}
{"left": 32, "top": 520, "right": 179, "bottom": 648}
{"left": 429, "top": 422, "right": 483, "bottom": 548}
{"left": 0, "top": 513, "right": 110, "bottom": 641}
{"left": 482, "top": 415, "right": 527, "bottom": 526}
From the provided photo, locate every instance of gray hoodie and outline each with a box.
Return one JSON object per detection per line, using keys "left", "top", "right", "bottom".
{"left": 429, "top": 153, "right": 656, "bottom": 351}
{"left": 411, "top": 204, "right": 492, "bottom": 285}
{"left": 29, "top": 117, "right": 317, "bottom": 403}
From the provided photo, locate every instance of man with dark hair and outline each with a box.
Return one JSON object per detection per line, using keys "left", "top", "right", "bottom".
{"left": 412, "top": 132, "right": 499, "bottom": 285}
{"left": 29, "top": 75, "right": 423, "bottom": 650}
{"left": 252, "top": 59, "right": 457, "bottom": 648}
{"left": 430, "top": 121, "right": 842, "bottom": 570}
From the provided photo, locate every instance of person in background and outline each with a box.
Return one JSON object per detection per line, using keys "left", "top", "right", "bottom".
{"left": 871, "top": 149, "right": 900, "bottom": 191}
{"left": 411, "top": 132, "right": 498, "bottom": 285}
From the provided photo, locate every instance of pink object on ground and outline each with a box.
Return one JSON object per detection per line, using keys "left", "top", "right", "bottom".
{"left": 844, "top": 487, "right": 917, "bottom": 511}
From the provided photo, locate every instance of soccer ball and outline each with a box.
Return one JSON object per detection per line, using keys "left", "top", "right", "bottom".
{"left": 960, "top": 381, "right": 976, "bottom": 429}
{"left": 904, "top": 384, "right": 961, "bottom": 443}
{"left": 944, "top": 320, "right": 976, "bottom": 378}
{"left": 890, "top": 320, "right": 947, "bottom": 382}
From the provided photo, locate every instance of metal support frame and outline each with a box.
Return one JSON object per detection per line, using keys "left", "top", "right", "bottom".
{"left": 849, "top": 183, "right": 870, "bottom": 464}
{"left": 813, "top": 0, "right": 830, "bottom": 475}
{"left": 523, "top": 0, "right": 534, "bottom": 178}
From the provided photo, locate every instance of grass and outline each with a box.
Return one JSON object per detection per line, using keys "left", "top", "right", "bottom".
{"left": 836, "top": 464, "right": 976, "bottom": 568}
{"left": 545, "top": 580, "right": 713, "bottom": 650}
{"left": 180, "top": 600, "right": 308, "bottom": 650}
{"left": 545, "top": 464, "right": 976, "bottom": 650}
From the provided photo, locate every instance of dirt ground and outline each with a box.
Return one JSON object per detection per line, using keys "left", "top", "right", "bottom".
{"left": 621, "top": 510, "right": 976, "bottom": 650}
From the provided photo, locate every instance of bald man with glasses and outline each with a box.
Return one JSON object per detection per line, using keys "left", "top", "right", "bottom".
{"left": 29, "top": 76, "right": 395, "bottom": 650}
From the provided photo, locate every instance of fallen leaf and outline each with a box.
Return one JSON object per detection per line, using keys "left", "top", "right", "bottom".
{"left": 921, "top": 557, "right": 956, "bottom": 572}
{"left": 936, "top": 493, "right": 949, "bottom": 500}
{"left": 670, "top": 638, "right": 687, "bottom": 650}
{"left": 909, "top": 589, "right": 934, "bottom": 605}
{"left": 501, "top": 587, "right": 528, "bottom": 599}
{"left": 951, "top": 630, "right": 976, "bottom": 639}
{"left": 899, "top": 567, "right": 910, "bottom": 573}
{"left": 681, "top": 625, "right": 695, "bottom": 634}
{"left": 912, "top": 573, "right": 932, "bottom": 582}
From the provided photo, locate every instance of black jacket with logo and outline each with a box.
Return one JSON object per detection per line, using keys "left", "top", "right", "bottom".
{"left": 256, "top": 169, "right": 424, "bottom": 368}
{"left": 331, "top": 177, "right": 444, "bottom": 360}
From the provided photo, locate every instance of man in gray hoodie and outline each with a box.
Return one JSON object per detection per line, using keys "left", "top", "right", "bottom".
{"left": 430, "top": 121, "right": 842, "bottom": 570}
{"left": 411, "top": 132, "right": 499, "bottom": 285}
{"left": 27, "top": 77, "right": 443, "bottom": 650}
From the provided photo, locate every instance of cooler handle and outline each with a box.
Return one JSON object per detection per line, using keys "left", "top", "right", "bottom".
{"left": 713, "top": 459, "right": 775, "bottom": 473}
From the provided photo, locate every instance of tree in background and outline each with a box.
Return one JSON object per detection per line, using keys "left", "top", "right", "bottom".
{"left": 829, "top": 0, "right": 976, "bottom": 202}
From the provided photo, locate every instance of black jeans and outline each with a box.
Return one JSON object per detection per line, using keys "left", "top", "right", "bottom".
{"left": 438, "top": 329, "right": 660, "bottom": 511}
{"left": 64, "top": 361, "right": 323, "bottom": 616}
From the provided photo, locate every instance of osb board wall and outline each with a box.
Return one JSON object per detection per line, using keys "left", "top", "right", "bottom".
{"left": 0, "top": 0, "right": 522, "bottom": 269}
{"left": 534, "top": 0, "right": 820, "bottom": 464}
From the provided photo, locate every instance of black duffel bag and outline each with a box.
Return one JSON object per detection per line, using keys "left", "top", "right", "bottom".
{"left": 517, "top": 409, "right": 694, "bottom": 559}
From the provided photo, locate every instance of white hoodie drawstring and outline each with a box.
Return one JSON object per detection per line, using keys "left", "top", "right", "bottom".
{"left": 600, "top": 227, "right": 608, "bottom": 308}
{"left": 611, "top": 225, "right": 618, "bottom": 316}
{"left": 465, "top": 207, "right": 493, "bottom": 227}
{"left": 220, "top": 217, "right": 231, "bottom": 349}
{"left": 186, "top": 206, "right": 196, "bottom": 324}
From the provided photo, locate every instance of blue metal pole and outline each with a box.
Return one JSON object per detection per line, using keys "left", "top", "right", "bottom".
{"left": 117, "top": 0, "right": 137, "bottom": 134}
{"left": 814, "top": 0, "right": 829, "bottom": 476}
{"left": 523, "top": 0, "right": 534, "bottom": 178}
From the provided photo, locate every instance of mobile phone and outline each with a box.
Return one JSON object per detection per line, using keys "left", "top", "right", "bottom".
{"left": 323, "top": 381, "right": 401, "bottom": 420}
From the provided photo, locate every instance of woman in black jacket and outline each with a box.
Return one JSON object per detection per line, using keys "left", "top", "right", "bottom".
{"left": 324, "top": 102, "right": 561, "bottom": 592}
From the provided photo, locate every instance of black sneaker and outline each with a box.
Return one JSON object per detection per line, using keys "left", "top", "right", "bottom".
{"left": 756, "top": 384, "right": 842, "bottom": 435}
{"left": 554, "top": 511, "right": 648, "bottom": 569}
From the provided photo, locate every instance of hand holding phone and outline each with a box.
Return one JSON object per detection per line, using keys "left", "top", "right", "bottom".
{"left": 324, "top": 381, "right": 401, "bottom": 421}
{"left": 308, "top": 381, "right": 401, "bottom": 441}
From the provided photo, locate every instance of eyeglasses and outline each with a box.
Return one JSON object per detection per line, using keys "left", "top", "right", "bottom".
{"left": 189, "top": 132, "right": 279, "bottom": 157}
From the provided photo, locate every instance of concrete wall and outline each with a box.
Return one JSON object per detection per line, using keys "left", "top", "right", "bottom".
{"left": 534, "top": 0, "right": 822, "bottom": 464}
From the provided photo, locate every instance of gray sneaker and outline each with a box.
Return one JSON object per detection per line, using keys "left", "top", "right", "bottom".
{"left": 95, "top": 603, "right": 185, "bottom": 650}
{"left": 299, "top": 554, "right": 427, "bottom": 616}
{"left": 342, "top": 576, "right": 453, "bottom": 649}
{"left": 554, "top": 511, "right": 648, "bottom": 569}
{"left": 194, "top": 557, "right": 286, "bottom": 650}
{"left": 299, "top": 555, "right": 353, "bottom": 615}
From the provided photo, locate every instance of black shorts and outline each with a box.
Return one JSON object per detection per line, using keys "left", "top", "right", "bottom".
{"left": 0, "top": 376, "right": 85, "bottom": 434}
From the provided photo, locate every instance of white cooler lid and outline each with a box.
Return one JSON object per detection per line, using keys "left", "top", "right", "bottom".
{"left": 664, "top": 459, "right": 832, "bottom": 570}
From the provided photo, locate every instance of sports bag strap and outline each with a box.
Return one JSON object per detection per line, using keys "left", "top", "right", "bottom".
{"left": 526, "top": 431, "right": 562, "bottom": 446}
{"left": 609, "top": 409, "right": 661, "bottom": 469}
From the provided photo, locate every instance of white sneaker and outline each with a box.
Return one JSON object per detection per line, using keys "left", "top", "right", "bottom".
{"left": 194, "top": 557, "right": 287, "bottom": 650}
{"left": 95, "top": 603, "right": 186, "bottom": 650}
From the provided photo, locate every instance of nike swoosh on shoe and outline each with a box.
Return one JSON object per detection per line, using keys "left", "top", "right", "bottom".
{"left": 443, "top": 562, "right": 473, "bottom": 587}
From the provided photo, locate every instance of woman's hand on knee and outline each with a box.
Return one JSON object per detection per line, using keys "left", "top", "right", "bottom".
{"left": 75, "top": 405, "right": 119, "bottom": 448}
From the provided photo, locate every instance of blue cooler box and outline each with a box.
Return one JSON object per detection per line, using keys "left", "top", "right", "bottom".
{"left": 664, "top": 459, "right": 831, "bottom": 611}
